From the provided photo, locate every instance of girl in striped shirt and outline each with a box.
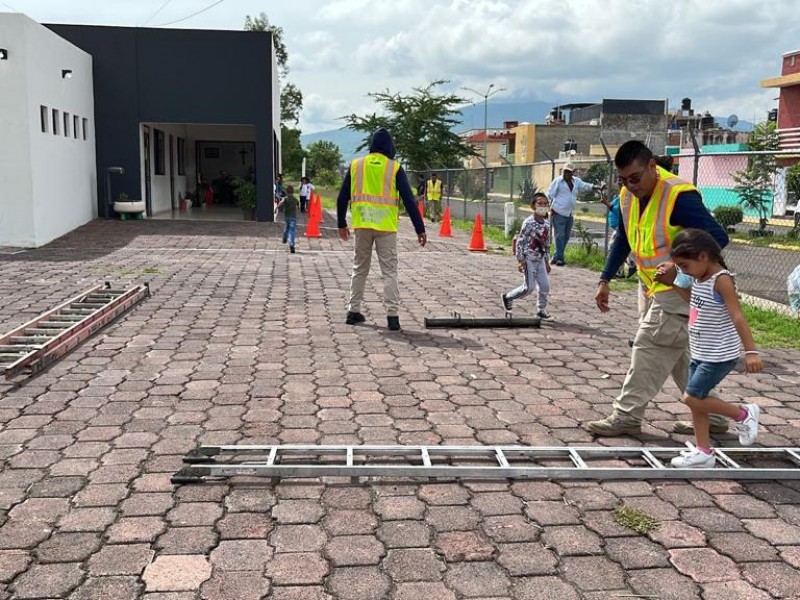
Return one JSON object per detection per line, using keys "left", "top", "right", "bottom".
{"left": 664, "top": 228, "right": 763, "bottom": 469}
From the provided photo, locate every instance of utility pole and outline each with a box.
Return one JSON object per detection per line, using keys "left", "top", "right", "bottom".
{"left": 462, "top": 84, "right": 506, "bottom": 221}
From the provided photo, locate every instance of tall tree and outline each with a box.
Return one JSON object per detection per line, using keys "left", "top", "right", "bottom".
{"left": 733, "top": 121, "right": 779, "bottom": 234}
{"left": 281, "top": 127, "right": 304, "bottom": 179}
{"left": 342, "top": 80, "right": 476, "bottom": 172}
{"left": 306, "top": 140, "right": 343, "bottom": 186}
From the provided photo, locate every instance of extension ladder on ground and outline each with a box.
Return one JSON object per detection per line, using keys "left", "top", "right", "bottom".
{"left": 171, "top": 444, "right": 800, "bottom": 484}
{"left": 0, "top": 282, "right": 150, "bottom": 380}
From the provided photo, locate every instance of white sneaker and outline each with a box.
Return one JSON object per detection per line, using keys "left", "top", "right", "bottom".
{"left": 735, "top": 404, "right": 760, "bottom": 446}
{"left": 671, "top": 443, "right": 716, "bottom": 468}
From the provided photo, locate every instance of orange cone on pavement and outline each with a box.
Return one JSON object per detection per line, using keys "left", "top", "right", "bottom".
{"left": 468, "top": 213, "right": 487, "bottom": 252}
{"left": 438, "top": 205, "right": 453, "bottom": 237}
{"left": 305, "top": 194, "right": 322, "bottom": 238}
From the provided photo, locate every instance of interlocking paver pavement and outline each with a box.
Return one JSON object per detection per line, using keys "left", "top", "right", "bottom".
{"left": 1, "top": 216, "right": 800, "bottom": 598}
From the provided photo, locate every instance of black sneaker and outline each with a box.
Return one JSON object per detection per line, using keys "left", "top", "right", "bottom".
{"left": 346, "top": 312, "right": 365, "bottom": 325}
{"left": 290, "top": 245, "right": 295, "bottom": 254}
{"left": 282, "top": 236, "right": 287, "bottom": 244}
{"left": 387, "top": 316, "right": 401, "bottom": 331}
{"left": 501, "top": 294, "right": 513, "bottom": 312}
{"left": 536, "top": 310, "right": 551, "bottom": 320}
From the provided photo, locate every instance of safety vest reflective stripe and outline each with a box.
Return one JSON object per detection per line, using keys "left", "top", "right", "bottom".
{"left": 350, "top": 154, "right": 400, "bottom": 232}
{"left": 621, "top": 167, "right": 697, "bottom": 296}
{"left": 428, "top": 180, "right": 442, "bottom": 200}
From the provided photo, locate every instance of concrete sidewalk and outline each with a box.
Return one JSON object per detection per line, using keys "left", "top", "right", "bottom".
{"left": 1, "top": 215, "right": 799, "bottom": 599}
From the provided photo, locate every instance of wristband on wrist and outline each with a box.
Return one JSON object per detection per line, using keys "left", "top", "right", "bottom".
{"left": 744, "top": 350, "right": 759, "bottom": 355}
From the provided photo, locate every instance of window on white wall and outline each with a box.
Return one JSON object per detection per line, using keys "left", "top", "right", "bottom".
{"left": 82, "top": 118, "right": 88, "bottom": 141}
{"left": 154, "top": 129, "right": 165, "bottom": 175}
{"left": 40, "top": 106, "right": 49, "bottom": 133}
{"left": 52, "top": 109, "right": 60, "bottom": 136}
{"left": 63, "top": 112, "right": 70, "bottom": 138}
{"left": 73, "top": 115, "right": 79, "bottom": 139}
{"left": 177, "top": 137, "right": 186, "bottom": 175}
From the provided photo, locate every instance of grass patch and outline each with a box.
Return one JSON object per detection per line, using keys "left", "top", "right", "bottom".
{"left": 741, "top": 303, "right": 800, "bottom": 350}
{"left": 729, "top": 231, "right": 800, "bottom": 250}
{"left": 613, "top": 505, "right": 661, "bottom": 535}
{"left": 451, "top": 218, "right": 512, "bottom": 247}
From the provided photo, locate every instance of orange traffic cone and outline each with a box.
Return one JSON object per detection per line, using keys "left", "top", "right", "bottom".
{"left": 468, "top": 213, "right": 487, "bottom": 252}
{"left": 438, "top": 205, "right": 453, "bottom": 237}
{"left": 313, "top": 192, "right": 323, "bottom": 224}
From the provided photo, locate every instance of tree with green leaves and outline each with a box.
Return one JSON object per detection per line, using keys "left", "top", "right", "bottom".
{"left": 733, "top": 121, "right": 779, "bottom": 234}
{"left": 281, "top": 127, "right": 304, "bottom": 179}
{"left": 306, "top": 141, "right": 343, "bottom": 186}
{"left": 342, "top": 80, "right": 476, "bottom": 172}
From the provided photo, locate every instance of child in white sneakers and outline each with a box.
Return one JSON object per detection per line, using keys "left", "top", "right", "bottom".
{"left": 659, "top": 228, "right": 762, "bottom": 468}
{"left": 501, "top": 193, "right": 551, "bottom": 319}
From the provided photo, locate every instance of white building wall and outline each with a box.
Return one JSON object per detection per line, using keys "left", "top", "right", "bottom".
{"left": 0, "top": 14, "right": 35, "bottom": 246}
{"left": 0, "top": 13, "right": 96, "bottom": 247}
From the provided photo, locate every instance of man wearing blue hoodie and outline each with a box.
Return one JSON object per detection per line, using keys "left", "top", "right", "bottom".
{"left": 338, "top": 128, "right": 427, "bottom": 331}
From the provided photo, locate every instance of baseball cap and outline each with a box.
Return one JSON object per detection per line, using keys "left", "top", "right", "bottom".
{"left": 562, "top": 162, "right": 575, "bottom": 172}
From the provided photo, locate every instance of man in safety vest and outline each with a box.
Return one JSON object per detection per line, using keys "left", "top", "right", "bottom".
{"left": 586, "top": 140, "right": 729, "bottom": 437}
{"left": 337, "top": 128, "right": 427, "bottom": 331}
{"left": 426, "top": 172, "right": 443, "bottom": 222}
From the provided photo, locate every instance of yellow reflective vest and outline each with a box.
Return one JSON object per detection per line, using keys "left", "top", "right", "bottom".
{"left": 620, "top": 166, "right": 697, "bottom": 297}
{"left": 349, "top": 153, "right": 400, "bottom": 232}
{"left": 427, "top": 179, "right": 442, "bottom": 201}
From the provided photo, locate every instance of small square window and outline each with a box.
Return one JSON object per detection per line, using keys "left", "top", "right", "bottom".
{"left": 40, "top": 105, "right": 49, "bottom": 133}
{"left": 82, "top": 118, "right": 88, "bottom": 141}
{"left": 63, "top": 112, "right": 70, "bottom": 137}
{"left": 52, "top": 109, "right": 60, "bottom": 135}
{"left": 73, "top": 115, "right": 79, "bottom": 139}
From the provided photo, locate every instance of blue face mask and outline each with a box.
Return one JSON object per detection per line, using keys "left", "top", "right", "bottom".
{"left": 673, "top": 265, "right": 693, "bottom": 289}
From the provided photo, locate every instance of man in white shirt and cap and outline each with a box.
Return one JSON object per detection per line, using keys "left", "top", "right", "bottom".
{"left": 547, "top": 162, "right": 603, "bottom": 265}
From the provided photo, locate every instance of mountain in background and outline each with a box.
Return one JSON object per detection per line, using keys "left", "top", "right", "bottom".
{"left": 300, "top": 99, "right": 755, "bottom": 162}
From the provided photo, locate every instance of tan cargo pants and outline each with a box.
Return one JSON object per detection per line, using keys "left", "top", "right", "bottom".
{"left": 347, "top": 229, "right": 400, "bottom": 317}
{"left": 614, "top": 288, "right": 727, "bottom": 426}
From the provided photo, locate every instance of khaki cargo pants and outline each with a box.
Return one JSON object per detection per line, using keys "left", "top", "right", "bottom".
{"left": 347, "top": 229, "right": 400, "bottom": 317}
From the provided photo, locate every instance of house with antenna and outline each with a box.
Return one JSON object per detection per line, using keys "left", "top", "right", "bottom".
{"left": 0, "top": 12, "right": 281, "bottom": 247}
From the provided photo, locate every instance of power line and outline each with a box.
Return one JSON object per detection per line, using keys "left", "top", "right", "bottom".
{"left": 139, "top": 0, "right": 175, "bottom": 27}
{"left": 152, "top": 0, "right": 225, "bottom": 27}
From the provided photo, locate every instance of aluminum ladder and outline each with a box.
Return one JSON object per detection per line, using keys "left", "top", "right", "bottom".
{"left": 172, "top": 444, "right": 800, "bottom": 484}
{"left": 0, "top": 282, "right": 150, "bottom": 380}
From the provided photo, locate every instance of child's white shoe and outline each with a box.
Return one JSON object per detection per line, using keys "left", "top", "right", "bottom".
{"left": 670, "top": 443, "right": 716, "bottom": 469}
{"left": 735, "top": 404, "right": 760, "bottom": 446}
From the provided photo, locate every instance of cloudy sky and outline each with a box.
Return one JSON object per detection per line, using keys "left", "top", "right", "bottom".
{"left": 5, "top": 0, "right": 798, "bottom": 133}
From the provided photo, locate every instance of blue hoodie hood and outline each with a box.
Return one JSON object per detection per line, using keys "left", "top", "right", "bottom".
{"left": 369, "top": 128, "right": 396, "bottom": 160}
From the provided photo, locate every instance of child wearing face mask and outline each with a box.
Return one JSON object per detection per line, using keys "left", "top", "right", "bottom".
{"left": 501, "top": 193, "right": 552, "bottom": 319}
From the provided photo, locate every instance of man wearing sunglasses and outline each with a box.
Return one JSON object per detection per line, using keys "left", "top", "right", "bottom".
{"left": 586, "top": 140, "right": 729, "bottom": 437}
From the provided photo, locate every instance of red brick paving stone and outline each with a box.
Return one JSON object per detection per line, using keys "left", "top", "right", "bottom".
{"left": 713, "top": 494, "right": 776, "bottom": 518}
{"left": 28, "top": 476, "right": 86, "bottom": 498}
{"left": 320, "top": 486, "right": 372, "bottom": 509}
{"left": 377, "top": 520, "right": 432, "bottom": 548}
{"left": 653, "top": 483, "right": 714, "bottom": 508}
{"left": 604, "top": 536, "right": 671, "bottom": 568}
{"left": 106, "top": 517, "right": 168, "bottom": 543}
{"left": 0, "top": 521, "right": 52, "bottom": 549}
{"left": 57, "top": 507, "right": 116, "bottom": 532}
{"left": 511, "top": 576, "right": 580, "bottom": 600}
{"left": 325, "top": 535, "right": 385, "bottom": 566}
{"left": 322, "top": 509, "right": 377, "bottom": 535}
{"left": 482, "top": 515, "right": 541, "bottom": 543}
{"left": 418, "top": 483, "right": 471, "bottom": 505}
{"left": 209, "top": 539, "right": 273, "bottom": 571}
{"left": 326, "top": 566, "right": 390, "bottom": 600}
{"left": 600, "top": 480, "right": 653, "bottom": 497}
{"left": 224, "top": 488, "right": 277, "bottom": 512}
{"left": 270, "top": 524, "right": 327, "bottom": 553}
{"left": 561, "top": 486, "right": 618, "bottom": 510}
{"left": 175, "top": 484, "right": 229, "bottom": 504}
{"left": 374, "top": 496, "right": 426, "bottom": 520}
{"left": 199, "top": 570, "right": 269, "bottom": 600}
{"left": 141, "top": 593, "right": 197, "bottom": 600}
{"left": 155, "top": 527, "right": 219, "bottom": 555}
{"left": 9, "top": 561, "right": 83, "bottom": 599}
{"left": 263, "top": 552, "right": 329, "bottom": 585}
{"left": 383, "top": 548, "right": 446, "bottom": 582}
{"left": 142, "top": 555, "right": 212, "bottom": 592}
{"left": 215, "top": 512, "right": 273, "bottom": 540}
{"left": 623, "top": 496, "right": 681, "bottom": 520}
{"left": 425, "top": 505, "right": 481, "bottom": 532}
{"left": 648, "top": 520, "right": 706, "bottom": 548}
{"left": 8, "top": 497, "right": 70, "bottom": 523}
{"left": 469, "top": 491, "right": 524, "bottom": 517}
{"left": 272, "top": 500, "right": 326, "bottom": 524}
{"left": 743, "top": 518, "right": 800, "bottom": 544}
{"left": 510, "top": 480, "right": 564, "bottom": 501}
{"left": 582, "top": 510, "right": 638, "bottom": 538}
{"left": 701, "top": 580, "right": 773, "bottom": 600}
{"left": 120, "top": 492, "right": 176, "bottom": 516}
{"left": 496, "top": 542, "right": 558, "bottom": 576}
{"left": 167, "top": 503, "right": 224, "bottom": 527}
{"left": 742, "top": 562, "right": 800, "bottom": 598}
{"left": 781, "top": 545, "right": 800, "bottom": 568}
{"left": 35, "top": 532, "right": 102, "bottom": 563}
{"left": 540, "top": 525, "right": 603, "bottom": 556}
{"left": 434, "top": 531, "right": 494, "bottom": 562}
{"left": 268, "top": 586, "right": 332, "bottom": 600}
{"left": 393, "top": 582, "right": 456, "bottom": 600}
{"left": 524, "top": 501, "right": 581, "bottom": 526}
{"left": 680, "top": 507, "right": 746, "bottom": 532}
{"left": 709, "top": 532, "right": 779, "bottom": 562}
{"left": 628, "top": 568, "right": 702, "bottom": 600}
{"left": 72, "top": 483, "right": 129, "bottom": 507}
{"left": 87, "top": 543, "right": 154, "bottom": 576}
{"left": 561, "top": 556, "right": 627, "bottom": 591}
{"left": 443, "top": 561, "right": 511, "bottom": 598}
{"left": 0, "top": 550, "right": 30, "bottom": 582}
{"left": 70, "top": 575, "right": 142, "bottom": 600}
{"left": 667, "top": 548, "right": 742, "bottom": 584}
